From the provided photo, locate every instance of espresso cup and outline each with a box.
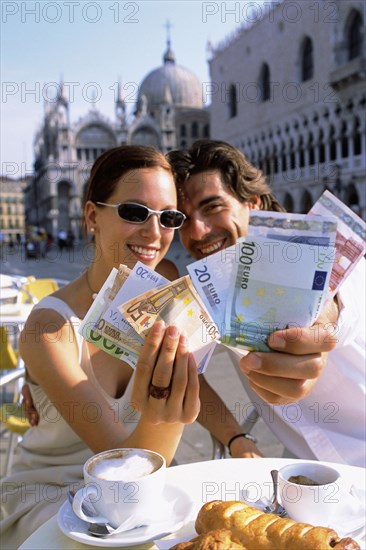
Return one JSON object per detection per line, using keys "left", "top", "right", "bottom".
{"left": 72, "top": 448, "right": 166, "bottom": 529}
{"left": 278, "top": 462, "right": 345, "bottom": 526}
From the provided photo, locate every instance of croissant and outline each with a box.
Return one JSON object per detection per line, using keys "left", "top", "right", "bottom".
{"left": 171, "top": 500, "right": 360, "bottom": 550}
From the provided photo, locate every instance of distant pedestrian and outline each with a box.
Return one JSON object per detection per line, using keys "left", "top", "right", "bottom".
{"left": 57, "top": 229, "right": 67, "bottom": 251}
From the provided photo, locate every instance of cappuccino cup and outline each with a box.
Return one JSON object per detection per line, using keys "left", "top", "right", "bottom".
{"left": 72, "top": 448, "right": 166, "bottom": 529}
{"left": 278, "top": 462, "right": 345, "bottom": 526}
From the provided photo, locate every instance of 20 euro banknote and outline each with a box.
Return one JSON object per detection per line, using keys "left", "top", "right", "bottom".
{"left": 118, "top": 275, "right": 219, "bottom": 373}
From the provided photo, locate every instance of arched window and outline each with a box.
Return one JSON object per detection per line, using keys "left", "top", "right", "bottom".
{"left": 347, "top": 10, "right": 363, "bottom": 60}
{"left": 191, "top": 122, "right": 198, "bottom": 138}
{"left": 283, "top": 193, "right": 294, "bottom": 212}
{"left": 273, "top": 145, "right": 279, "bottom": 174}
{"left": 180, "top": 124, "right": 186, "bottom": 137}
{"left": 203, "top": 124, "right": 210, "bottom": 138}
{"left": 281, "top": 142, "right": 287, "bottom": 172}
{"left": 329, "top": 125, "right": 337, "bottom": 161}
{"left": 301, "top": 190, "right": 313, "bottom": 214}
{"left": 259, "top": 63, "right": 270, "bottom": 102}
{"left": 318, "top": 129, "right": 325, "bottom": 163}
{"left": 341, "top": 121, "right": 349, "bottom": 158}
{"left": 347, "top": 183, "right": 360, "bottom": 212}
{"left": 301, "top": 37, "right": 314, "bottom": 81}
{"left": 308, "top": 132, "right": 315, "bottom": 165}
{"left": 299, "top": 136, "right": 305, "bottom": 168}
{"left": 228, "top": 83, "right": 238, "bottom": 118}
{"left": 289, "top": 139, "right": 296, "bottom": 169}
{"left": 353, "top": 117, "right": 362, "bottom": 155}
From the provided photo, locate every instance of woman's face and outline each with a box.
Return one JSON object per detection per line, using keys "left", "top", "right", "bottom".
{"left": 87, "top": 168, "right": 177, "bottom": 271}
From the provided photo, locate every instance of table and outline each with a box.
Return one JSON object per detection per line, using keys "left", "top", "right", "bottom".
{"left": 19, "top": 457, "right": 365, "bottom": 549}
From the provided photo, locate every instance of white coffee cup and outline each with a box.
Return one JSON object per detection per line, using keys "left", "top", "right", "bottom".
{"left": 72, "top": 448, "right": 166, "bottom": 529}
{"left": 278, "top": 462, "right": 345, "bottom": 526}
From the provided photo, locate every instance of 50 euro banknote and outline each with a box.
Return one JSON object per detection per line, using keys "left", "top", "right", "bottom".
{"left": 222, "top": 236, "right": 335, "bottom": 353}
{"left": 78, "top": 264, "right": 141, "bottom": 368}
{"left": 118, "top": 275, "right": 219, "bottom": 373}
{"left": 79, "top": 263, "right": 170, "bottom": 369}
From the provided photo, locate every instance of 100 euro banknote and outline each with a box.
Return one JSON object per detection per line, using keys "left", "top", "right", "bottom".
{"left": 309, "top": 190, "right": 366, "bottom": 299}
{"left": 222, "top": 235, "right": 335, "bottom": 352}
{"left": 188, "top": 211, "right": 337, "bottom": 333}
{"left": 118, "top": 275, "right": 219, "bottom": 373}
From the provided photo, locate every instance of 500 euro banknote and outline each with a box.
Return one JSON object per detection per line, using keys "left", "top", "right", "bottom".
{"left": 118, "top": 275, "right": 219, "bottom": 373}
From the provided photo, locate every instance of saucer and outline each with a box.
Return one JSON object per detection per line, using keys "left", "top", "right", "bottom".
{"left": 57, "top": 483, "right": 195, "bottom": 547}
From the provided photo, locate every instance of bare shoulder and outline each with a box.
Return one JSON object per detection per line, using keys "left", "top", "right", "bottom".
{"left": 24, "top": 303, "right": 67, "bottom": 330}
{"left": 156, "top": 258, "right": 180, "bottom": 280}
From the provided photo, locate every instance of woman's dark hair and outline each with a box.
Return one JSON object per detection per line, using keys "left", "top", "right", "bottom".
{"left": 84, "top": 145, "right": 172, "bottom": 206}
{"left": 82, "top": 145, "right": 173, "bottom": 234}
{"left": 167, "top": 140, "right": 284, "bottom": 212}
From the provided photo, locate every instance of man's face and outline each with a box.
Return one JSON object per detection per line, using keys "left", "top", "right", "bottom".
{"left": 178, "top": 170, "right": 253, "bottom": 259}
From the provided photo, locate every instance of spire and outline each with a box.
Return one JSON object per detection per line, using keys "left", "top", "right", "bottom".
{"left": 163, "top": 20, "right": 175, "bottom": 64}
{"left": 116, "top": 78, "right": 126, "bottom": 124}
{"left": 116, "top": 78, "right": 125, "bottom": 104}
{"left": 58, "top": 75, "right": 66, "bottom": 101}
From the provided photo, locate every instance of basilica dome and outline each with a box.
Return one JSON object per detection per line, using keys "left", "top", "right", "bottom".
{"left": 137, "top": 42, "right": 204, "bottom": 110}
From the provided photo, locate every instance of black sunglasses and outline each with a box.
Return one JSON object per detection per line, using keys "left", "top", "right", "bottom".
{"left": 96, "top": 202, "right": 186, "bottom": 229}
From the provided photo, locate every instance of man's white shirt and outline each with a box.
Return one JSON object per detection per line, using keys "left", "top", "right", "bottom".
{"left": 226, "top": 258, "right": 365, "bottom": 467}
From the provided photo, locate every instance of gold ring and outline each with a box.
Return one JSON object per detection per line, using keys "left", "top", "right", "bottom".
{"left": 149, "top": 384, "right": 171, "bottom": 400}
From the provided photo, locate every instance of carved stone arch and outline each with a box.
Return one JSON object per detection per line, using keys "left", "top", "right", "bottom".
{"left": 57, "top": 180, "right": 72, "bottom": 232}
{"left": 352, "top": 115, "right": 362, "bottom": 155}
{"left": 344, "top": 8, "right": 364, "bottom": 61}
{"left": 300, "top": 190, "right": 313, "bottom": 214}
{"left": 258, "top": 63, "right": 271, "bottom": 102}
{"left": 321, "top": 106, "right": 330, "bottom": 119}
{"left": 298, "top": 35, "right": 314, "bottom": 82}
{"left": 300, "top": 113, "right": 309, "bottom": 129}
{"left": 283, "top": 192, "right": 294, "bottom": 212}
{"left": 346, "top": 181, "right": 360, "bottom": 211}
{"left": 51, "top": 177, "right": 75, "bottom": 198}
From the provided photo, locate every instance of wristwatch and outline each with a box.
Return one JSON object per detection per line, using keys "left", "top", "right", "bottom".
{"left": 227, "top": 432, "right": 257, "bottom": 456}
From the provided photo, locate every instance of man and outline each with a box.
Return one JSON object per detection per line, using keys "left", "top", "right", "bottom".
{"left": 167, "top": 140, "right": 365, "bottom": 467}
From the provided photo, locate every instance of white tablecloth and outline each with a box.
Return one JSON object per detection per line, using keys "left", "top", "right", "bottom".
{"left": 19, "top": 457, "right": 365, "bottom": 549}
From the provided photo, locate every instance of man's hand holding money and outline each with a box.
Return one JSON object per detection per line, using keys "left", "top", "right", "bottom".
{"left": 240, "top": 297, "right": 340, "bottom": 405}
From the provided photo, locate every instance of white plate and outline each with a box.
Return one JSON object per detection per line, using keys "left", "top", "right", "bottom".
{"left": 57, "top": 484, "right": 195, "bottom": 547}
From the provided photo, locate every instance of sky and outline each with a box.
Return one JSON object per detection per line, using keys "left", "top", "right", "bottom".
{"left": 1, "top": 0, "right": 269, "bottom": 178}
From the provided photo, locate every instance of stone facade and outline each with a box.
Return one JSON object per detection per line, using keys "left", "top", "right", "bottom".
{"left": 0, "top": 177, "right": 30, "bottom": 243}
{"left": 209, "top": 0, "right": 365, "bottom": 217}
{"left": 25, "top": 41, "right": 210, "bottom": 238}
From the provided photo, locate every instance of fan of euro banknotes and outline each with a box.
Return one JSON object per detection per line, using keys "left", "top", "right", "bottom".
{"left": 79, "top": 191, "right": 366, "bottom": 373}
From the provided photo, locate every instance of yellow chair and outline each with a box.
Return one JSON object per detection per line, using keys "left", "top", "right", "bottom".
{"left": 0, "top": 326, "right": 30, "bottom": 476}
{"left": 0, "top": 325, "right": 18, "bottom": 371}
{"left": 21, "top": 277, "right": 59, "bottom": 303}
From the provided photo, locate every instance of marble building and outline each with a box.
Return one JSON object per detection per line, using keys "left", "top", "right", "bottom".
{"left": 208, "top": 0, "right": 365, "bottom": 218}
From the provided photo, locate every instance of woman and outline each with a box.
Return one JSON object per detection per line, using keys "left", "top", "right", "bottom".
{"left": 0, "top": 146, "right": 200, "bottom": 548}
